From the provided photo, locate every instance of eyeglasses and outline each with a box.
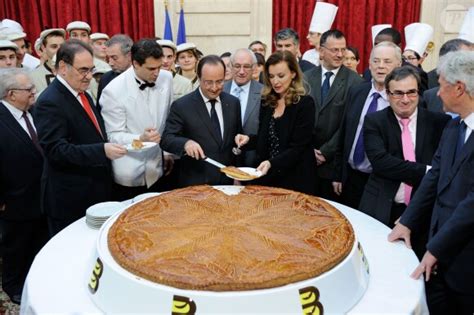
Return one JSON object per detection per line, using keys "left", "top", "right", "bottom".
{"left": 203, "top": 80, "right": 224, "bottom": 88}
{"left": 321, "top": 46, "right": 346, "bottom": 54}
{"left": 10, "top": 86, "right": 36, "bottom": 94}
{"left": 232, "top": 64, "right": 253, "bottom": 71}
{"left": 67, "top": 63, "right": 96, "bottom": 76}
{"left": 387, "top": 89, "right": 419, "bottom": 99}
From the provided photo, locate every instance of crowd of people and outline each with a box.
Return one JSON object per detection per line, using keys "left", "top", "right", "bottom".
{"left": 0, "top": 6, "right": 473, "bottom": 314}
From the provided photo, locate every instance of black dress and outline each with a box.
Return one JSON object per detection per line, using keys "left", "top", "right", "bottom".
{"left": 246, "top": 94, "right": 316, "bottom": 194}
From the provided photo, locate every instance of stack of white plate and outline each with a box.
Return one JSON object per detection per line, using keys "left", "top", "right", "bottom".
{"left": 86, "top": 201, "right": 125, "bottom": 229}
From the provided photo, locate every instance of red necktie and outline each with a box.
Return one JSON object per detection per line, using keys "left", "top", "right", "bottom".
{"left": 79, "top": 93, "right": 103, "bottom": 138}
{"left": 401, "top": 118, "right": 415, "bottom": 205}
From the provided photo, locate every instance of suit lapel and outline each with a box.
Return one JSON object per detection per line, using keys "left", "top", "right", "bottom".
{"left": 312, "top": 67, "right": 322, "bottom": 108}
{"left": 192, "top": 90, "right": 222, "bottom": 146}
{"left": 347, "top": 83, "right": 371, "bottom": 139}
{"left": 387, "top": 108, "right": 403, "bottom": 153}
{"left": 0, "top": 103, "right": 41, "bottom": 157}
{"left": 243, "top": 81, "right": 259, "bottom": 127}
{"left": 415, "top": 108, "right": 427, "bottom": 161}
{"left": 322, "top": 67, "right": 346, "bottom": 109}
{"left": 221, "top": 94, "right": 232, "bottom": 147}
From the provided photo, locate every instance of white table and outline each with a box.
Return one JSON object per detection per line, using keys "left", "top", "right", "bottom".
{"left": 20, "top": 200, "right": 428, "bottom": 314}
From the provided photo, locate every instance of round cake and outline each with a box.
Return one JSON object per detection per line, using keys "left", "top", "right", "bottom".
{"left": 108, "top": 185, "right": 354, "bottom": 291}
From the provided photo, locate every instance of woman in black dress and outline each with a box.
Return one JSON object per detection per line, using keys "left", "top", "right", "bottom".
{"left": 235, "top": 51, "right": 316, "bottom": 194}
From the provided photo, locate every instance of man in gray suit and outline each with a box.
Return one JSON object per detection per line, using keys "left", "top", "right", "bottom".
{"left": 304, "top": 29, "right": 363, "bottom": 200}
{"left": 223, "top": 48, "right": 263, "bottom": 167}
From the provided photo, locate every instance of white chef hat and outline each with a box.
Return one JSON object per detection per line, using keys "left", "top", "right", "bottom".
{"left": 90, "top": 33, "right": 109, "bottom": 42}
{"left": 458, "top": 6, "right": 474, "bottom": 43}
{"left": 309, "top": 2, "right": 338, "bottom": 33}
{"left": 371, "top": 24, "right": 392, "bottom": 45}
{"left": 66, "top": 21, "right": 91, "bottom": 33}
{"left": 404, "top": 23, "right": 434, "bottom": 56}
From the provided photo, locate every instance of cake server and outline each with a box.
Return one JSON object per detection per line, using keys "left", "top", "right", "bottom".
{"left": 203, "top": 156, "right": 226, "bottom": 169}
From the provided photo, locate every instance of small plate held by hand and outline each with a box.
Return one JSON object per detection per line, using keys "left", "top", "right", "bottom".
{"left": 125, "top": 142, "right": 157, "bottom": 152}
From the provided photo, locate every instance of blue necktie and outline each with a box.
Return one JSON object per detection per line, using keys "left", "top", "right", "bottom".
{"left": 321, "top": 71, "right": 333, "bottom": 104}
{"left": 454, "top": 120, "right": 467, "bottom": 160}
{"left": 209, "top": 99, "right": 222, "bottom": 141}
{"left": 353, "top": 92, "right": 381, "bottom": 166}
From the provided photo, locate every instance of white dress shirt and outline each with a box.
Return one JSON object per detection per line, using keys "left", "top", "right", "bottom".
{"left": 321, "top": 65, "right": 340, "bottom": 88}
{"left": 1, "top": 100, "right": 36, "bottom": 137}
{"left": 199, "top": 88, "right": 224, "bottom": 138}
{"left": 230, "top": 80, "right": 250, "bottom": 125}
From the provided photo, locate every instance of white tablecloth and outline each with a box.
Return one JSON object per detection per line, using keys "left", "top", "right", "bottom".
{"left": 20, "top": 200, "right": 428, "bottom": 314}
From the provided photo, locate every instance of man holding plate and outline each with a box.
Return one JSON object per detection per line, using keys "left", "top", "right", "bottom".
{"left": 101, "top": 39, "right": 173, "bottom": 200}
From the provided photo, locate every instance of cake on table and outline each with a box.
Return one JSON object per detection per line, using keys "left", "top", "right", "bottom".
{"left": 108, "top": 185, "right": 354, "bottom": 291}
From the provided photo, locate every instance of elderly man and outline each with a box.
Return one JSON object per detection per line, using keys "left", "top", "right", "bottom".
{"left": 389, "top": 50, "right": 474, "bottom": 315}
{"left": 0, "top": 69, "right": 48, "bottom": 304}
{"left": 101, "top": 39, "right": 173, "bottom": 200}
{"left": 0, "top": 40, "right": 17, "bottom": 68}
{"left": 30, "top": 28, "right": 66, "bottom": 95}
{"left": 274, "top": 28, "right": 315, "bottom": 72}
{"left": 334, "top": 41, "right": 402, "bottom": 208}
{"left": 157, "top": 39, "right": 193, "bottom": 101}
{"left": 34, "top": 39, "right": 126, "bottom": 236}
{"left": 359, "top": 66, "right": 450, "bottom": 258}
{"left": 97, "top": 34, "right": 133, "bottom": 101}
{"left": 223, "top": 48, "right": 263, "bottom": 167}
{"left": 304, "top": 29, "right": 363, "bottom": 200}
{"left": 161, "top": 55, "right": 242, "bottom": 187}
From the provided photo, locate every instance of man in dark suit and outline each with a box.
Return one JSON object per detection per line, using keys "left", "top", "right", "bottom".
{"left": 304, "top": 29, "right": 363, "bottom": 200}
{"left": 0, "top": 69, "right": 48, "bottom": 304}
{"left": 359, "top": 66, "right": 450, "bottom": 258}
{"left": 34, "top": 39, "right": 126, "bottom": 236}
{"left": 274, "top": 28, "right": 315, "bottom": 73}
{"left": 97, "top": 34, "right": 133, "bottom": 102}
{"left": 389, "top": 51, "right": 474, "bottom": 314}
{"left": 161, "top": 55, "right": 242, "bottom": 187}
{"left": 333, "top": 41, "right": 402, "bottom": 208}
{"left": 224, "top": 48, "right": 263, "bottom": 167}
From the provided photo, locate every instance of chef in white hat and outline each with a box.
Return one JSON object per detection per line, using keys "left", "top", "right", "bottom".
{"left": 0, "top": 39, "right": 18, "bottom": 68}
{"left": 302, "top": 2, "right": 338, "bottom": 66}
{"left": 403, "top": 23, "right": 434, "bottom": 67}
{"left": 458, "top": 6, "right": 473, "bottom": 43}
{"left": 0, "top": 23, "right": 40, "bottom": 69}
{"left": 371, "top": 24, "right": 392, "bottom": 45}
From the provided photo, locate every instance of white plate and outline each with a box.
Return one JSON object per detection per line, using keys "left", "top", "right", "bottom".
{"left": 86, "top": 201, "right": 125, "bottom": 218}
{"left": 224, "top": 167, "right": 262, "bottom": 181}
{"left": 125, "top": 142, "right": 157, "bottom": 152}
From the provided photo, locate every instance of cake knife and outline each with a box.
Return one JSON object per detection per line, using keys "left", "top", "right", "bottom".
{"left": 203, "top": 156, "right": 226, "bottom": 169}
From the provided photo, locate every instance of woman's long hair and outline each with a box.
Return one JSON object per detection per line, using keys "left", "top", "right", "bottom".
{"left": 261, "top": 51, "right": 306, "bottom": 108}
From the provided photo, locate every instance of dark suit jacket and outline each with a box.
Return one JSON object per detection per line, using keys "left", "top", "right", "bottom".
{"left": 247, "top": 95, "right": 316, "bottom": 194}
{"left": 305, "top": 65, "right": 363, "bottom": 179}
{"left": 97, "top": 70, "right": 119, "bottom": 103}
{"left": 161, "top": 89, "right": 242, "bottom": 187}
{"left": 423, "top": 87, "right": 443, "bottom": 113}
{"left": 400, "top": 117, "right": 474, "bottom": 294}
{"left": 334, "top": 82, "right": 372, "bottom": 183}
{"left": 299, "top": 59, "right": 316, "bottom": 73}
{"left": 359, "top": 106, "right": 450, "bottom": 225}
{"left": 0, "top": 104, "right": 43, "bottom": 221}
{"left": 34, "top": 79, "right": 112, "bottom": 221}
{"left": 427, "top": 68, "right": 439, "bottom": 89}
{"left": 223, "top": 80, "right": 263, "bottom": 166}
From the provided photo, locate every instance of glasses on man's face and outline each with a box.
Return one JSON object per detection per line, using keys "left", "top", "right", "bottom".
{"left": 232, "top": 64, "right": 253, "bottom": 71}
{"left": 10, "top": 86, "right": 36, "bottom": 94}
{"left": 387, "top": 89, "right": 419, "bottom": 99}
{"left": 68, "top": 63, "right": 96, "bottom": 77}
{"left": 203, "top": 80, "right": 224, "bottom": 88}
{"left": 321, "top": 46, "right": 346, "bottom": 54}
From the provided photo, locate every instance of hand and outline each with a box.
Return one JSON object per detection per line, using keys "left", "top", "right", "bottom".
{"left": 411, "top": 251, "right": 438, "bottom": 281}
{"left": 0, "top": 204, "right": 5, "bottom": 211}
{"left": 257, "top": 160, "right": 271, "bottom": 175}
{"left": 104, "top": 143, "right": 127, "bottom": 160}
{"left": 332, "top": 182, "right": 342, "bottom": 195}
{"left": 387, "top": 222, "right": 412, "bottom": 249}
{"left": 184, "top": 140, "right": 205, "bottom": 160}
{"left": 235, "top": 134, "right": 249, "bottom": 148}
{"left": 140, "top": 128, "right": 161, "bottom": 143}
{"left": 163, "top": 155, "right": 174, "bottom": 176}
{"left": 314, "top": 149, "right": 326, "bottom": 165}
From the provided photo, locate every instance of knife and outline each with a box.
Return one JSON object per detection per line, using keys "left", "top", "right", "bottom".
{"left": 203, "top": 156, "right": 226, "bottom": 169}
